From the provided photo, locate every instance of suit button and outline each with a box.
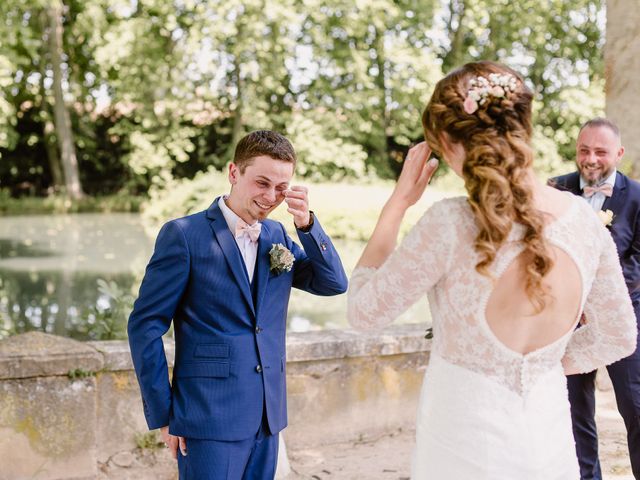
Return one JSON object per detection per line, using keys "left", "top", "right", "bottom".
{"left": 255, "top": 326, "right": 262, "bottom": 334}
{"left": 255, "top": 365, "right": 263, "bottom": 373}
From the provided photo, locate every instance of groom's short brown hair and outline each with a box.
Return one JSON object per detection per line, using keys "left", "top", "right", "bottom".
{"left": 233, "top": 130, "right": 297, "bottom": 173}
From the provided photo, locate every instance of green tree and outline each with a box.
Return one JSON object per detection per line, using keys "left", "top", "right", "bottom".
{"left": 0, "top": 0, "right": 606, "bottom": 200}
{"left": 301, "top": 0, "right": 442, "bottom": 177}
{"left": 432, "top": 0, "right": 604, "bottom": 163}
{"left": 0, "top": 0, "right": 90, "bottom": 196}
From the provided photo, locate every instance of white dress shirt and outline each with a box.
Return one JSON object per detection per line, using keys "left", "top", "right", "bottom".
{"left": 219, "top": 197, "right": 260, "bottom": 282}
{"left": 580, "top": 169, "right": 617, "bottom": 212}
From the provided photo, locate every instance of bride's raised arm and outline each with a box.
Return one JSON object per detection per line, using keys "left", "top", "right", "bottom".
{"left": 347, "top": 143, "right": 455, "bottom": 330}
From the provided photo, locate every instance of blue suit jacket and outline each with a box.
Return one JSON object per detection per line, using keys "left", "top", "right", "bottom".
{"left": 551, "top": 171, "right": 640, "bottom": 316}
{"left": 128, "top": 198, "right": 348, "bottom": 440}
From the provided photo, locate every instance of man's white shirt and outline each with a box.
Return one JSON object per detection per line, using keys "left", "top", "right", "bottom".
{"left": 580, "top": 169, "right": 617, "bottom": 212}
{"left": 219, "top": 196, "right": 259, "bottom": 282}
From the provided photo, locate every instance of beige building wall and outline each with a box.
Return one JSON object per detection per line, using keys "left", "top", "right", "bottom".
{"left": 606, "top": 0, "right": 640, "bottom": 177}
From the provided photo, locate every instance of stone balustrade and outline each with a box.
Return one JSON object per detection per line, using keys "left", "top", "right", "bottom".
{"left": 0, "top": 324, "right": 431, "bottom": 480}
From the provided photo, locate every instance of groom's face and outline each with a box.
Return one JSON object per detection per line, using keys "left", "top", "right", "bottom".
{"left": 227, "top": 155, "right": 294, "bottom": 223}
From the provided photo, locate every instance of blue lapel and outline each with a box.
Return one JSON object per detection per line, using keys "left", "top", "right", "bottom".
{"left": 602, "top": 171, "right": 627, "bottom": 213}
{"left": 253, "top": 222, "right": 272, "bottom": 318}
{"left": 206, "top": 199, "right": 255, "bottom": 316}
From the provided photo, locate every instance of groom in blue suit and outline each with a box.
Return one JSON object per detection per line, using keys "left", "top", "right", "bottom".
{"left": 128, "top": 130, "right": 348, "bottom": 479}
{"left": 551, "top": 118, "right": 640, "bottom": 480}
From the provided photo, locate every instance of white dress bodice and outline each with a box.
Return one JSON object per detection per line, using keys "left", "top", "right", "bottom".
{"left": 348, "top": 194, "right": 636, "bottom": 397}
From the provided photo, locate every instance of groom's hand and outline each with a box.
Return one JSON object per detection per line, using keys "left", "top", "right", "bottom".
{"left": 161, "top": 425, "right": 187, "bottom": 459}
{"left": 284, "top": 186, "right": 311, "bottom": 228}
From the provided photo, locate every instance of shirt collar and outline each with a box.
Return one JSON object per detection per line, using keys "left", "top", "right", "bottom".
{"left": 218, "top": 196, "right": 260, "bottom": 233}
{"left": 579, "top": 169, "right": 617, "bottom": 190}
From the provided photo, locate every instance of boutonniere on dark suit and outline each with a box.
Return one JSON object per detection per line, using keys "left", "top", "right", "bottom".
{"left": 597, "top": 209, "right": 614, "bottom": 228}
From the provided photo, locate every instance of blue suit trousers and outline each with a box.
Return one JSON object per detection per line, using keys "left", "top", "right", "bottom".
{"left": 177, "top": 417, "right": 278, "bottom": 480}
{"left": 568, "top": 345, "right": 640, "bottom": 480}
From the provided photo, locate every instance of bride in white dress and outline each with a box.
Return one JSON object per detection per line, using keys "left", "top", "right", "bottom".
{"left": 347, "top": 61, "right": 637, "bottom": 479}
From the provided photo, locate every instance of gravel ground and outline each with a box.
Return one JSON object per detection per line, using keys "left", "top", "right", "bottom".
{"left": 287, "top": 384, "right": 634, "bottom": 480}
{"left": 99, "top": 383, "right": 634, "bottom": 480}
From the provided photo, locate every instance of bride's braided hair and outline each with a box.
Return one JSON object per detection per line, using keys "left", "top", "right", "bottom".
{"left": 423, "top": 61, "right": 552, "bottom": 311}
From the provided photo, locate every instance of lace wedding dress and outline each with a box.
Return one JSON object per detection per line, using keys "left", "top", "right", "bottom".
{"left": 348, "top": 195, "right": 637, "bottom": 480}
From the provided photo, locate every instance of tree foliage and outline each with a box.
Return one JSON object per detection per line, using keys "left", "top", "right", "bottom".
{"left": 0, "top": 0, "right": 605, "bottom": 198}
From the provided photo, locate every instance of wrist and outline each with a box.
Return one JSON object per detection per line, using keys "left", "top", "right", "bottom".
{"left": 384, "top": 196, "right": 410, "bottom": 214}
{"left": 296, "top": 211, "right": 315, "bottom": 232}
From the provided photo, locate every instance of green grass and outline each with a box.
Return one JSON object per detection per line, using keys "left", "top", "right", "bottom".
{"left": 140, "top": 167, "right": 466, "bottom": 242}
{"left": 0, "top": 192, "right": 144, "bottom": 216}
{"left": 134, "top": 431, "right": 164, "bottom": 450}
{"left": 268, "top": 175, "right": 465, "bottom": 242}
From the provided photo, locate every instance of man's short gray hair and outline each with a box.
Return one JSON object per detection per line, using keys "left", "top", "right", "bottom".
{"left": 579, "top": 117, "right": 621, "bottom": 139}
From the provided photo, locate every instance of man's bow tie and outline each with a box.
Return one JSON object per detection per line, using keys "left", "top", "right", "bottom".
{"left": 583, "top": 183, "right": 613, "bottom": 198}
{"left": 235, "top": 219, "right": 262, "bottom": 242}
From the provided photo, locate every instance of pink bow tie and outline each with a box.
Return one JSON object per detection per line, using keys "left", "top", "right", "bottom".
{"left": 235, "top": 219, "right": 261, "bottom": 242}
{"left": 583, "top": 183, "right": 613, "bottom": 198}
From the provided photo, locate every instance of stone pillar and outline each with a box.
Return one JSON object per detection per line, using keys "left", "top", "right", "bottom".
{"left": 606, "top": 0, "right": 640, "bottom": 177}
{"left": 0, "top": 332, "right": 103, "bottom": 480}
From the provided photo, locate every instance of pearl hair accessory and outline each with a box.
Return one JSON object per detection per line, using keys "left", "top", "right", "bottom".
{"left": 463, "top": 73, "right": 518, "bottom": 114}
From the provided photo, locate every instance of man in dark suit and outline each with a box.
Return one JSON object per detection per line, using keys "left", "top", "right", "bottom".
{"left": 551, "top": 118, "right": 640, "bottom": 479}
{"left": 128, "top": 130, "right": 348, "bottom": 479}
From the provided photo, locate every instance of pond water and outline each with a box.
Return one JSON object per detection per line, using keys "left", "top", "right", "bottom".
{"left": 0, "top": 213, "right": 430, "bottom": 340}
{"left": 0, "top": 214, "right": 154, "bottom": 340}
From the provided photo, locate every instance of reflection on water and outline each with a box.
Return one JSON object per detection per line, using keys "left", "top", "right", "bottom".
{"left": 0, "top": 213, "right": 430, "bottom": 340}
{"left": 0, "top": 270, "right": 136, "bottom": 340}
{"left": 0, "top": 238, "right": 57, "bottom": 259}
{"left": 0, "top": 213, "right": 155, "bottom": 340}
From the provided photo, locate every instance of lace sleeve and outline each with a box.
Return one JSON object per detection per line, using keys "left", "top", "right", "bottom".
{"left": 347, "top": 199, "right": 459, "bottom": 330}
{"left": 562, "top": 226, "right": 638, "bottom": 375}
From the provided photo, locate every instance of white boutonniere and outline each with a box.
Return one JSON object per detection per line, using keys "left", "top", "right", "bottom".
{"left": 597, "top": 209, "right": 614, "bottom": 227}
{"left": 269, "top": 243, "right": 294, "bottom": 274}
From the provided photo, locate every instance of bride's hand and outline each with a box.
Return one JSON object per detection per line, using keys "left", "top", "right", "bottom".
{"left": 390, "top": 142, "right": 438, "bottom": 209}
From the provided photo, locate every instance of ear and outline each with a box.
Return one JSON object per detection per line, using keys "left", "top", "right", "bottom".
{"left": 438, "top": 132, "right": 452, "bottom": 155}
{"left": 228, "top": 163, "right": 238, "bottom": 185}
{"left": 617, "top": 146, "right": 625, "bottom": 163}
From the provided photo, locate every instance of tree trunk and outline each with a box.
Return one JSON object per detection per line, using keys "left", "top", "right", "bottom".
{"left": 442, "top": 0, "right": 468, "bottom": 71}
{"left": 43, "top": 120, "right": 64, "bottom": 191}
{"left": 227, "top": 21, "right": 245, "bottom": 162}
{"left": 37, "top": 13, "right": 64, "bottom": 192}
{"left": 373, "top": 26, "right": 391, "bottom": 172}
{"left": 229, "top": 55, "right": 244, "bottom": 159}
{"left": 47, "top": 0, "right": 83, "bottom": 199}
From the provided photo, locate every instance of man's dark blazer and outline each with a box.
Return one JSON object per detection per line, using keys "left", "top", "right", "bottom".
{"left": 128, "top": 198, "right": 348, "bottom": 441}
{"left": 551, "top": 171, "right": 640, "bottom": 315}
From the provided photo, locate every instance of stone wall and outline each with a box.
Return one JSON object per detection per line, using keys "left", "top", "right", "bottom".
{"left": 606, "top": 0, "right": 640, "bottom": 176}
{"left": 0, "top": 325, "right": 430, "bottom": 480}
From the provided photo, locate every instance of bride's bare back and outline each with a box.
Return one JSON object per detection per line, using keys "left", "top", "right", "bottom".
{"left": 486, "top": 186, "right": 582, "bottom": 355}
